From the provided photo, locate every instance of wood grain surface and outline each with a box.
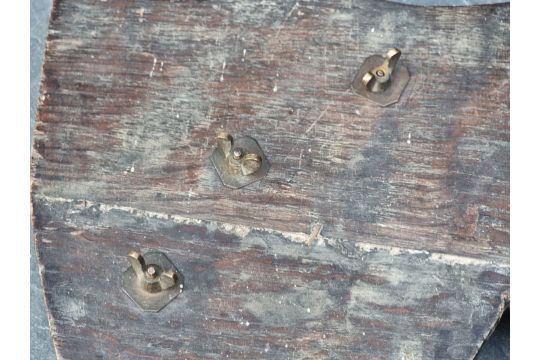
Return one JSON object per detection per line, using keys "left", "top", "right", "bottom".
{"left": 32, "top": 0, "right": 510, "bottom": 359}
{"left": 33, "top": 197, "right": 509, "bottom": 360}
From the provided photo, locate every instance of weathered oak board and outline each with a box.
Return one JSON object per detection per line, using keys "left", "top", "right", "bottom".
{"left": 33, "top": 197, "right": 508, "bottom": 359}
{"left": 32, "top": 0, "right": 509, "bottom": 359}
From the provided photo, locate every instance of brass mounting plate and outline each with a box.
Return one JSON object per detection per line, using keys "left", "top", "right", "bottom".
{"left": 122, "top": 251, "right": 183, "bottom": 312}
{"left": 210, "top": 135, "right": 270, "bottom": 189}
{"left": 352, "top": 55, "right": 410, "bottom": 106}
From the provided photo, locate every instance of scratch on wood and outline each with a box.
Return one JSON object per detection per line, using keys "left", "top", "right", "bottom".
{"left": 306, "top": 105, "right": 329, "bottom": 133}
{"left": 307, "top": 223, "right": 323, "bottom": 246}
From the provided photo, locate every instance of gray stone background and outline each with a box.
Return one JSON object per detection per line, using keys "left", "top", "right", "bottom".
{"left": 30, "top": 1, "right": 509, "bottom": 358}
{"left": 31, "top": 0, "right": 56, "bottom": 358}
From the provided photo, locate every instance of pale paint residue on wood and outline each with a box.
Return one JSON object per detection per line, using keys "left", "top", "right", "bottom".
{"left": 34, "top": 194, "right": 508, "bottom": 268}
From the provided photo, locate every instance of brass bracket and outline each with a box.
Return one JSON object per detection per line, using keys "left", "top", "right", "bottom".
{"left": 210, "top": 132, "right": 270, "bottom": 189}
{"left": 122, "top": 250, "right": 183, "bottom": 312}
{"left": 352, "top": 48, "right": 410, "bottom": 106}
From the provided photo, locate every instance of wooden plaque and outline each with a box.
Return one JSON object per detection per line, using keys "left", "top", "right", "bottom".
{"left": 32, "top": 0, "right": 509, "bottom": 358}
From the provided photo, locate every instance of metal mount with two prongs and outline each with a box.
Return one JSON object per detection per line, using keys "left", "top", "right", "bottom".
{"left": 210, "top": 132, "right": 270, "bottom": 189}
{"left": 122, "top": 250, "right": 184, "bottom": 312}
{"left": 352, "top": 48, "right": 410, "bottom": 106}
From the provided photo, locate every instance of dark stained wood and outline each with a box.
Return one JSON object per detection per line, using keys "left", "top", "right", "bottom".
{"left": 32, "top": 0, "right": 509, "bottom": 359}
{"left": 33, "top": 198, "right": 508, "bottom": 360}
{"left": 33, "top": 0, "right": 509, "bottom": 262}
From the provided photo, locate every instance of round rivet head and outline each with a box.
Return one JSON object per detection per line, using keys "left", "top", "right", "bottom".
{"left": 232, "top": 147, "right": 244, "bottom": 160}
{"left": 146, "top": 266, "right": 157, "bottom": 278}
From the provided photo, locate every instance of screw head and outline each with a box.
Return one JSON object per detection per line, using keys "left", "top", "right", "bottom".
{"left": 375, "top": 69, "right": 385, "bottom": 77}
{"left": 146, "top": 265, "right": 157, "bottom": 278}
{"left": 232, "top": 147, "right": 244, "bottom": 160}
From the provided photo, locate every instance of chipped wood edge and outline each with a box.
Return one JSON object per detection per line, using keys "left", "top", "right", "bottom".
{"left": 33, "top": 193, "right": 510, "bottom": 269}
{"left": 471, "top": 291, "right": 509, "bottom": 359}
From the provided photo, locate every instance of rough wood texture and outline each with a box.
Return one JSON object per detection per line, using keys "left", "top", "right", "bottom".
{"left": 33, "top": 198, "right": 508, "bottom": 360}
{"left": 32, "top": 0, "right": 509, "bottom": 359}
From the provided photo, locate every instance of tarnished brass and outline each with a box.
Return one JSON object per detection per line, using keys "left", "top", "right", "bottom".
{"left": 210, "top": 132, "right": 270, "bottom": 189}
{"left": 122, "top": 250, "right": 183, "bottom": 312}
{"left": 352, "top": 48, "right": 409, "bottom": 106}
